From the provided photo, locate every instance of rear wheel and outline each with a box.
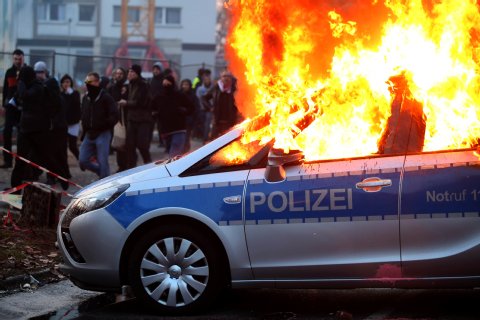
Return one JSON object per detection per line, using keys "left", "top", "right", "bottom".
{"left": 127, "top": 224, "right": 225, "bottom": 315}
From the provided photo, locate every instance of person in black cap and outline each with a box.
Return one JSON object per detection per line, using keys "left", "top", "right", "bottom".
{"left": 118, "top": 64, "right": 152, "bottom": 168}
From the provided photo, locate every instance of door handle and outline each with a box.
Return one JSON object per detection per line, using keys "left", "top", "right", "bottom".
{"left": 356, "top": 177, "right": 392, "bottom": 192}
{"left": 223, "top": 195, "right": 242, "bottom": 204}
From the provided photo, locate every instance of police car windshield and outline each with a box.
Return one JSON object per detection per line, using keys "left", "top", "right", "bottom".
{"left": 181, "top": 138, "right": 271, "bottom": 176}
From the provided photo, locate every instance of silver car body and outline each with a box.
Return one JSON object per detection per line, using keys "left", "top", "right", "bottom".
{"left": 57, "top": 125, "right": 480, "bottom": 292}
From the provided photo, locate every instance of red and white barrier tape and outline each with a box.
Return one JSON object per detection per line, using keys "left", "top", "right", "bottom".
{"left": 1, "top": 182, "right": 32, "bottom": 195}
{"left": 1, "top": 181, "right": 73, "bottom": 198}
{"left": 0, "top": 147, "right": 83, "bottom": 189}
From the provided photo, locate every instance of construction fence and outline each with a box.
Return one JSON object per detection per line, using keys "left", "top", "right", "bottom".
{"left": 0, "top": 50, "right": 225, "bottom": 89}
{"left": 0, "top": 50, "right": 227, "bottom": 131}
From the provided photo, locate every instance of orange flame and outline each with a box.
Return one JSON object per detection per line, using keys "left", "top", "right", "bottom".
{"left": 224, "top": 0, "right": 480, "bottom": 161}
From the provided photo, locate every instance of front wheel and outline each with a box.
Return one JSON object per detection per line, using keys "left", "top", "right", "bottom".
{"left": 127, "top": 224, "right": 226, "bottom": 315}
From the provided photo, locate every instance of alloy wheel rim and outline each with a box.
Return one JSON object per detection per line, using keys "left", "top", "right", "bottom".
{"left": 140, "top": 237, "right": 209, "bottom": 307}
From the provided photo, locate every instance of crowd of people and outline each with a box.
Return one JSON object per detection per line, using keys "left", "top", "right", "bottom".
{"left": 1, "top": 49, "right": 242, "bottom": 190}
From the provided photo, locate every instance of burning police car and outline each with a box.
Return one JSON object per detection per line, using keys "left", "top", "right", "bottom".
{"left": 57, "top": 120, "right": 480, "bottom": 315}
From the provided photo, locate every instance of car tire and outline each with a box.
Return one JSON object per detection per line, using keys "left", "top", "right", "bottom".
{"left": 127, "top": 223, "right": 225, "bottom": 315}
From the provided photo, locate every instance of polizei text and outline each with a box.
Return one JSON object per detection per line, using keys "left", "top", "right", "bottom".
{"left": 250, "top": 189, "right": 353, "bottom": 213}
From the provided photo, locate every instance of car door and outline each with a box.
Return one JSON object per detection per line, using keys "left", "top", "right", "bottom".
{"left": 244, "top": 154, "right": 404, "bottom": 280}
{"left": 400, "top": 149, "right": 480, "bottom": 278}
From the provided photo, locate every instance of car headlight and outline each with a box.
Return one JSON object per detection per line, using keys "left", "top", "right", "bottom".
{"left": 61, "top": 184, "right": 129, "bottom": 228}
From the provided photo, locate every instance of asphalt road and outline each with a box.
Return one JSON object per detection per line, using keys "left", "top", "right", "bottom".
{"left": 22, "top": 285, "right": 480, "bottom": 320}
{"left": 0, "top": 279, "right": 100, "bottom": 320}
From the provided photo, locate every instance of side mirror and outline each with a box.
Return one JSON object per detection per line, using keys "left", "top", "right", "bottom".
{"left": 264, "top": 149, "right": 304, "bottom": 183}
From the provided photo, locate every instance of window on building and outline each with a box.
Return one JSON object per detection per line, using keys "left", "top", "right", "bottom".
{"left": 155, "top": 7, "right": 162, "bottom": 24}
{"left": 128, "top": 7, "right": 141, "bottom": 23}
{"left": 113, "top": 5, "right": 121, "bottom": 22}
{"left": 37, "top": 3, "right": 66, "bottom": 22}
{"left": 166, "top": 8, "right": 181, "bottom": 25}
{"left": 113, "top": 5, "right": 141, "bottom": 23}
{"left": 154, "top": 7, "right": 181, "bottom": 25}
{"left": 49, "top": 4, "right": 65, "bottom": 21}
{"left": 79, "top": 4, "right": 96, "bottom": 22}
{"left": 37, "top": 5, "right": 47, "bottom": 20}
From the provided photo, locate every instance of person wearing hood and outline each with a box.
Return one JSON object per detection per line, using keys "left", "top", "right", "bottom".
{"left": 79, "top": 72, "right": 118, "bottom": 179}
{"left": 153, "top": 75, "right": 194, "bottom": 158}
{"left": 118, "top": 64, "right": 151, "bottom": 169}
{"left": 35, "top": 61, "right": 70, "bottom": 189}
{"left": 10, "top": 65, "right": 61, "bottom": 188}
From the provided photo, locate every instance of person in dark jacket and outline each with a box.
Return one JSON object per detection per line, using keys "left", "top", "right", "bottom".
{"left": 180, "top": 78, "right": 201, "bottom": 152}
{"left": 48, "top": 82, "right": 69, "bottom": 188}
{"left": 196, "top": 71, "right": 214, "bottom": 144}
{"left": 149, "top": 62, "right": 165, "bottom": 147}
{"left": 149, "top": 63, "right": 164, "bottom": 97}
{"left": 79, "top": 72, "right": 118, "bottom": 179}
{"left": 154, "top": 75, "right": 194, "bottom": 158}
{"left": 60, "top": 74, "right": 81, "bottom": 160}
{"left": 33, "top": 62, "right": 70, "bottom": 189}
{"left": 108, "top": 67, "right": 128, "bottom": 102}
{"left": 118, "top": 64, "right": 152, "bottom": 168}
{"left": 1, "top": 49, "right": 26, "bottom": 168}
{"left": 10, "top": 65, "right": 61, "bottom": 188}
{"left": 202, "top": 71, "right": 240, "bottom": 138}
{"left": 107, "top": 67, "right": 129, "bottom": 172}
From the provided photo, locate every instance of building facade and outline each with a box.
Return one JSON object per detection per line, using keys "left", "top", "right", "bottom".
{"left": 4, "top": 0, "right": 218, "bottom": 82}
